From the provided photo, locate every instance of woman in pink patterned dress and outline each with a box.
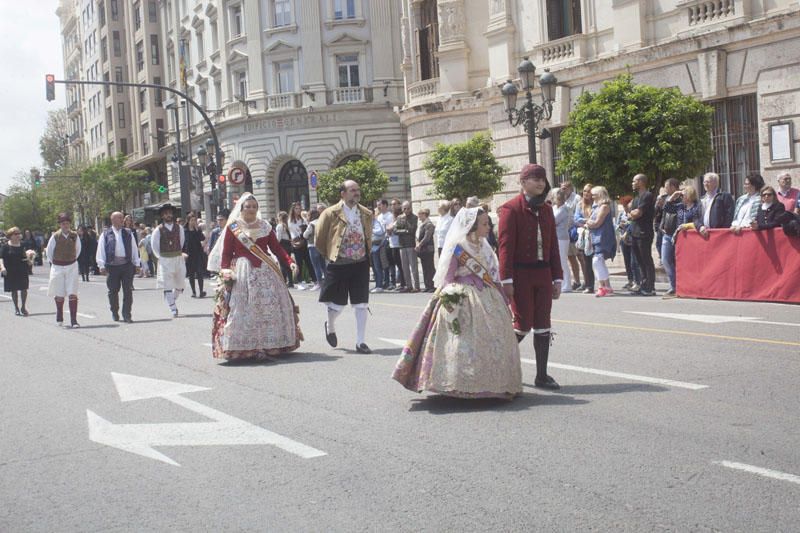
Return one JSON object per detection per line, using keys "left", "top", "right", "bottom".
{"left": 208, "top": 193, "right": 303, "bottom": 361}
{"left": 392, "top": 207, "right": 521, "bottom": 399}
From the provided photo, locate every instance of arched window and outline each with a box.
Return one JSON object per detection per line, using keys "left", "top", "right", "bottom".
{"left": 336, "top": 153, "right": 363, "bottom": 167}
{"left": 278, "top": 159, "right": 309, "bottom": 211}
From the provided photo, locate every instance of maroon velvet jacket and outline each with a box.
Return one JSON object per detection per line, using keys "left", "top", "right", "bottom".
{"left": 221, "top": 227, "right": 293, "bottom": 269}
{"left": 497, "top": 193, "right": 563, "bottom": 282}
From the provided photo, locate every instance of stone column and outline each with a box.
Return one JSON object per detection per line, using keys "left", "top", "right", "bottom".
{"left": 371, "top": 0, "right": 396, "bottom": 82}
{"left": 244, "top": 0, "right": 266, "bottom": 110}
{"left": 299, "top": 0, "right": 326, "bottom": 103}
{"left": 484, "top": 0, "right": 515, "bottom": 83}
{"left": 436, "top": 0, "right": 469, "bottom": 94}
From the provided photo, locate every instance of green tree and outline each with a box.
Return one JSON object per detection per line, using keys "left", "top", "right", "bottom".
{"left": 39, "top": 109, "right": 69, "bottom": 173}
{"left": 2, "top": 169, "right": 52, "bottom": 231}
{"left": 316, "top": 156, "right": 390, "bottom": 206}
{"left": 424, "top": 132, "right": 507, "bottom": 201}
{"left": 79, "top": 153, "right": 154, "bottom": 215}
{"left": 556, "top": 73, "right": 713, "bottom": 196}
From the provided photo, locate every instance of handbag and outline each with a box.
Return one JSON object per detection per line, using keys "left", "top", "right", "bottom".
{"left": 291, "top": 236, "right": 306, "bottom": 251}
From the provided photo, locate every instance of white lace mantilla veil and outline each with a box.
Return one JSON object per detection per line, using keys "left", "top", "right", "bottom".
{"left": 207, "top": 192, "right": 272, "bottom": 272}
{"left": 432, "top": 206, "right": 499, "bottom": 288}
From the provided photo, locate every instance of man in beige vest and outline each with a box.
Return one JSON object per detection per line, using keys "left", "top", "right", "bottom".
{"left": 46, "top": 213, "right": 81, "bottom": 327}
{"left": 315, "top": 180, "right": 374, "bottom": 354}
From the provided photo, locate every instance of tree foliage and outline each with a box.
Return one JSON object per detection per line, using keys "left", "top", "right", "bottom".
{"left": 2, "top": 154, "right": 154, "bottom": 231}
{"left": 424, "top": 132, "right": 507, "bottom": 201}
{"left": 556, "top": 73, "right": 713, "bottom": 196}
{"left": 316, "top": 156, "right": 390, "bottom": 206}
{"left": 79, "top": 153, "right": 154, "bottom": 216}
{"left": 39, "top": 109, "right": 69, "bottom": 173}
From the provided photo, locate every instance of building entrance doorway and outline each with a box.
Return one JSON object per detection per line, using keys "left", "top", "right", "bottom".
{"left": 278, "top": 160, "right": 310, "bottom": 211}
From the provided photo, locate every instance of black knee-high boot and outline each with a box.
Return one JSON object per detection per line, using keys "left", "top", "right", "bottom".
{"left": 533, "top": 332, "right": 559, "bottom": 389}
{"left": 20, "top": 290, "right": 28, "bottom": 315}
{"left": 189, "top": 275, "right": 197, "bottom": 296}
{"left": 197, "top": 275, "right": 205, "bottom": 296}
{"left": 11, "top": 291, "right": 20, "bottom": 314}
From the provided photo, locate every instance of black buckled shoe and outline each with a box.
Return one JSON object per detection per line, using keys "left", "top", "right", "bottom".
{"left": 324, "top": 321, "right": 337, "bottom": 347}
{"left": 355, "top": 343, "right": 372, "bottom": 354}
{"left": 112, "top": 312, "right": 120, "bottom": 322}
{"left": 534, "top": 375, "right": 561, "bottom": 390}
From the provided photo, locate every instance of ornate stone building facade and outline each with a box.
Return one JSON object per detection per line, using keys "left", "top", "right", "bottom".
{"left": 161, "top": 0, "right": 408, "bottom": 217}
{"left": 400, "top": 0, "right": 800, "bottom": 209}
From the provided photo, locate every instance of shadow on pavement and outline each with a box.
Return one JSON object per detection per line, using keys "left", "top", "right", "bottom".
{"left": 177, "top": 313, "right": 213, "bottom": 318}
{"left": 218, "top": 353, "right": 343, "bottom": 366}
{"left": 74, "top": 324, "right": 120, "bottom": 329}
{"left": 124, "top": 318, "right": 174, "bottom": 324}
{"left": 407, "top": 391, "right": 588, "bottom": 413}
{"left": 552, "top": 382, "right": 669, "bottom": 395}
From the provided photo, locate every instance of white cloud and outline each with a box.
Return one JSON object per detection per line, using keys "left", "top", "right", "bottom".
{"left": 0, "top": 1, "right": 65, "bottom": 194}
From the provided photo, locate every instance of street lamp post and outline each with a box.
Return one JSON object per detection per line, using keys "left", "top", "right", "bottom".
{"left": 196, "top": 137, "right": 225, "bottom": 213}
{"left": 501, "top": 57, "right": 558, "bottom": 164}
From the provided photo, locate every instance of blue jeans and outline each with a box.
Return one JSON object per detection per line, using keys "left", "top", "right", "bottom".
{"left": 370, "top": 246, "right": 383, "bottom": 289}
{"left": 661, "top": 234, "right": 675, "bottom": 291}
{"left": 308, "top": 246, "right": 326, "bottom": 284}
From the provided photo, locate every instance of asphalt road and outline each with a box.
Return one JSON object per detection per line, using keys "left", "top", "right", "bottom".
{"left": 1, "top": 270, "right": 798, "bottom": 532}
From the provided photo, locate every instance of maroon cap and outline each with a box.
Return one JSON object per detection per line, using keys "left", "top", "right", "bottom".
{"left": 520, "top": 164, "right": 547, "bottom": 180}
{"left": 57, "top": 213, "right": 71, "bottom": 223}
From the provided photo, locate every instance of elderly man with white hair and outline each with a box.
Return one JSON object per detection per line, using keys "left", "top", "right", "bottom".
{"left": 776, "top": 172, "right": 799, "bottom": 214}
{"left": 698, "top": 172, "right": 735, "bottom": 236}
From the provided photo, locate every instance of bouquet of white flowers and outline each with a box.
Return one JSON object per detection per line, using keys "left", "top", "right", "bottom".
{"left": 437, "top": 283, "right": 467, "bottom": 335}
{"left": 24, "top": 250, "right": 36, "bottom": 266}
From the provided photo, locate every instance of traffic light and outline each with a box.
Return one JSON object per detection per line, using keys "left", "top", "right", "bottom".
{"left": 34, "top": 173, "right": 42, "bottom": 187}
{"left": 45, "top": 74, "right": 55, "bottom": 102}
{"left": 157, "top": 185, "right": 167, "bottom": 193}
{"left": 218, "top": 174, "right": 226, "bottom": 185}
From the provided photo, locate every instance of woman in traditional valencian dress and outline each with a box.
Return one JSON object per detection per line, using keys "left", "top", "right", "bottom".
{"left": 207, "top": 193, "right": 303, "bottom": 360}
{"left": 392, "top": 207, "right": 522, "bottom": 399}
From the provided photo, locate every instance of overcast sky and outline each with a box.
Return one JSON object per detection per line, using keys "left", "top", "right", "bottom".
{"left": 0, "top": 1, "right": 65, "bottom": 195}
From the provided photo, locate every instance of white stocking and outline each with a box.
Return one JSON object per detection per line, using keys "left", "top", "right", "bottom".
{"left": 354, "top": 306, "right": 368, "bottom": 345}
{"left": 327, "top": 306, "right": 342, "bottom": 333}
{"left": 164, "top": 290, "right": 176, "bottom": 311}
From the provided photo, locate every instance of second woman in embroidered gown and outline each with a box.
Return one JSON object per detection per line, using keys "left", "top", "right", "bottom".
{"left": 209, "top": 194, "right": 302, "bottom": 360}
{"left": 392, "top": 207, "right": 522, "bottom": 399}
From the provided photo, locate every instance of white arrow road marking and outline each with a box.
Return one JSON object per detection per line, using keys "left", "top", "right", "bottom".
{"left": 715, "top": 461, "right": 800, "bottom": 485}
{"left": 625, "top": 312, "right": 800, "bottom": 328}
{"left": 378, "top": 338, "right": 707, "bottom": 390}
{"left": 87, "top": 373, "right": 326, "bottom": 466}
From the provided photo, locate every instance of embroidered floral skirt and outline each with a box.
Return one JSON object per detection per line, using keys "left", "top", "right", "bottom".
{"left": 212, "top": 258, "right": 302, "bottom": 360}
{"left": 392, "top": 283, "right": 521, "bottom": 399}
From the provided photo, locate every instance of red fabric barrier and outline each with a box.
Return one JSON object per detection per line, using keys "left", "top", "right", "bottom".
{"left": 675, "top": 228, "right": 800, "bottom": 304}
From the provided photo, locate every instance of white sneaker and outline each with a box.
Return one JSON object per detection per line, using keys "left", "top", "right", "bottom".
{"left": 310, "top": 283, "right": 321, "bottom": 291}
{"left": 296, "top": 282, "right": 307, "bottom": 291}
{"left": 370, "top": 287, "right": 384, "bottom": 293}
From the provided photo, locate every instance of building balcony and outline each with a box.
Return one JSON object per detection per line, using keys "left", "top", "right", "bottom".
{"left": 329, "top": 86, "right": 368, "bottom": 105}
{"left": 68, "top": 131, "right": 83, "bottom": 143}
{"left": 67, "top": 100, "right": 81, "bottom": 115}
{"left": 407, "top": 78, "right": 440, "bottom": 104}
{"left": 534, "top": 33, "right": 588, "bottom": 67}
{"left": 267, "top": 92, "right": 301, "bottom": 110}
{"left": 679, "top": 0, "right": 744, "bottom": 26}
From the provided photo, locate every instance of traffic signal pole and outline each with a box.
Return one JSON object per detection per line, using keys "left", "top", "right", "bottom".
{"left": 48, "top": 77, "right": 227, "bottom": 211}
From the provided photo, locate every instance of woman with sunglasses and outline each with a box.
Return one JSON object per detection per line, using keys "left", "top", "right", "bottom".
{"left": 750, "top": 186, "right": 788, "bottom": 230}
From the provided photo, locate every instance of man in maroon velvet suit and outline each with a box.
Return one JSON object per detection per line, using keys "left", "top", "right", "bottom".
{"left": 497, "top": 164, "right": 563, "bottom": 389}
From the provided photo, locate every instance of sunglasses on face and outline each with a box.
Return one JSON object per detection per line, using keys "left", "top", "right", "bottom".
{"left": 761, "top": 192, "right": 774, "bottom": 197}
